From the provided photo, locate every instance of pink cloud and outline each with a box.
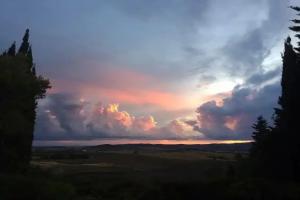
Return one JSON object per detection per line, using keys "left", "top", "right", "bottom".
{"left": 132, "top": 116, "right": 157, "bottom": 132}
{"left": 49, "top": 72, "right": 188, "bottom": 111}
{"left": 36, "top": 94, "right": 200, "bottom": 140}
{"left": 88, "top": 103, "right": 157, "bottom": 135}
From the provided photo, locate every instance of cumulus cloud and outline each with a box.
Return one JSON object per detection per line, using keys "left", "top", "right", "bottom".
{"left": 186, "top": 0, "right": 289, "bottom": 140}
{"left": 191, "top": 68, "right": 281, "bottom": 140}
{"left": 159, "top": 119, "right": 197, "bottom": 139}
{"left": 86, "top": 103, "right": 157, "bottom": 137}
{"left": 2, "top": 0, "right": 293, "bottom": 143}
{"left": 35, "top": 93, "right": 198, "bottom": 140}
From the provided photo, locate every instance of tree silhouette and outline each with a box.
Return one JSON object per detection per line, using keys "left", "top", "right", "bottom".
{"left": 290, "top": 6, "right": 300, "bottom": 53}
{"left": 0, "top": 29, "right": 50, "bottom": 172}
{"left": 18, "top": 29, "right": 30, "bottom": 55}
{"left": 250, "top": 116, "right": 270, "bottom": 159}
{"left": 274, "top": 6, "right": 300, "bottom": 181}
{"left": 250, "top": 6, "right": 300, "bottom": 181}
{"left": 286, "top": 6, "right": 300, "bottom": 181}
{"left": 7, "top": 42, "right": 16, "bottom": 56}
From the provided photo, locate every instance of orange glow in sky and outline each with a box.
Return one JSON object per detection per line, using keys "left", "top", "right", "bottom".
{"left": 34, "top": 139, "right": 251, "bottom": 146}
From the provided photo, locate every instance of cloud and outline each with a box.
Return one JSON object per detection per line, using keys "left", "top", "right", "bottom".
{"left": 86, "top": 103, "right": 157, "bottom": 137}
{"left": 222, "top": 29, "right": 268, "bottom": 76}
{"left": 35, "top": 93, "right": 88, "bottom": 140}
{"left": 186, "top": 0, "right": 289, "bottom": 140}
{"left": 35, "top": 93, "right": 199, "bottom": 140}
{"left": 245, "top": 67, "right": 281, "bottom": 86}
{"left": 196, "top": 75, "right": 217, "bottom": 88}
{"left": 191, "top": 68, "right": 281, "bottom": 140}
{"left": 159, "top": 119, "right": 197, "bottom": 139}
{"left": 49, "top": 67, "right": 190, "bottom": 111}
{"left": 1, "top": 0, "right": 292, "bottom": 143}
{"left": 219, "top": 0, "right": 287, "bottom": 77}
{"left": 191, "top": 0, "right": 288, "bottom": 81}
{"left": 106, "top": 0, "right": 209, "bottom": 25}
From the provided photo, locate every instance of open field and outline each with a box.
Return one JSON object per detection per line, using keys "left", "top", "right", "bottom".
{"left": 31, "top": 145, "right": 241, "bottom": 181}
{"left": 3, "top": 144, "right": 300, "bottom": 200}
{"left": 27, "top": 145, "right": 240, "bottom": 199}
{"left": 32, "top": 146, "right": 239, "bottom": 179}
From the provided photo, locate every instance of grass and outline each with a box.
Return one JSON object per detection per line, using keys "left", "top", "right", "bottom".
{"left": 31, "top": 150, "right": 233, "bottom": 180}
{"left": 3, "top": 147, "right": 299, "bottom": 199}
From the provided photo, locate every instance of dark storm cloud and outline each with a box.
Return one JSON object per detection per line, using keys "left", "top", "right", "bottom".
{"left": 246, "top": 67, "right": 281, "bottom": 85}
{"left": 237, "top": 0, "right": 287, "bottom": 72}
{"left": 191, "top": 0, "right": 289, "bottom": 79}
{"left": 35, "top": 93, "right": 90, "bottom": 140}
{"left": 192, "top": 69, "right": 281, "bottom": 140}
{"left": 223, "top": 29, "right": 268, "bottom": 76}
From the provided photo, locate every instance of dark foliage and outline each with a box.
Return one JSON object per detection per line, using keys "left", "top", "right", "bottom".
{"left": 0, "top": 29, "right": 51, "bottom": 172}
{"left": 250, "top": 116, "right": 270, "bottom": 159}
{"left": 7, "top": 42, "right": 16, "bottom": 56}
{"left": 18, "top": 29, "right": 30, "bottom": 55}
{"left": 250, "top": 6, "right": 300, "bottom": 181}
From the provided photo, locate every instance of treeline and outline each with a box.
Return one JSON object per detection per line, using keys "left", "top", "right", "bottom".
{"left": 250, "top": 6, "right": 300, "bottom": 181}
{"left": 0, "top": 29, "right": 50, "bottom": 172}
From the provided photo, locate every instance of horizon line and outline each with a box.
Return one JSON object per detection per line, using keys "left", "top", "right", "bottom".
{"left": 33, "top": 139, "right": 252, "bottom": 147}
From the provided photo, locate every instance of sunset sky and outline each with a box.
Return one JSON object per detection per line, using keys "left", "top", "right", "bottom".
{"left": 1, "top": 0, "right": 299, "bottom": 145}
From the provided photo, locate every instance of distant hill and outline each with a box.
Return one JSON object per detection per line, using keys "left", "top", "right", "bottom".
{"left": 88, "top": 143, "right": 251, "bottom": 153}
{"left": 34, "top": 143, "right": 251, "bottom": 154}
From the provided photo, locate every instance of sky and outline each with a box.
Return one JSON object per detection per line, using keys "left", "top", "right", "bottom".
{"left": 1, "top": 0, "right": 299, "bottom": 145}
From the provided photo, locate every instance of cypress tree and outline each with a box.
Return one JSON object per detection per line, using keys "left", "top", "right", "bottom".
{"left": 27, "top": 46, "right": 33, "bottom": 66}
{"left": 254, "top": 6, "right": 300, "bottom": 181}
{"left": 250, "top": 7, "right": 300, "bottom": 181}
{"left": 273, "top": 36, "right": 298, "bottom": 132}
{"left": 25, "top": 44, "right": 38, "bottom": 166}
{"left": 7, "top": 41, "right": 16, "bottom": 56}
{"left": 18, "top": 29, "right": 30, "bottom": 55}
{"left": 286, "top": 6, "right": 300, "bottom": 181}
{"left": 0, "top": 30, "right": 50, "bottom": 172}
